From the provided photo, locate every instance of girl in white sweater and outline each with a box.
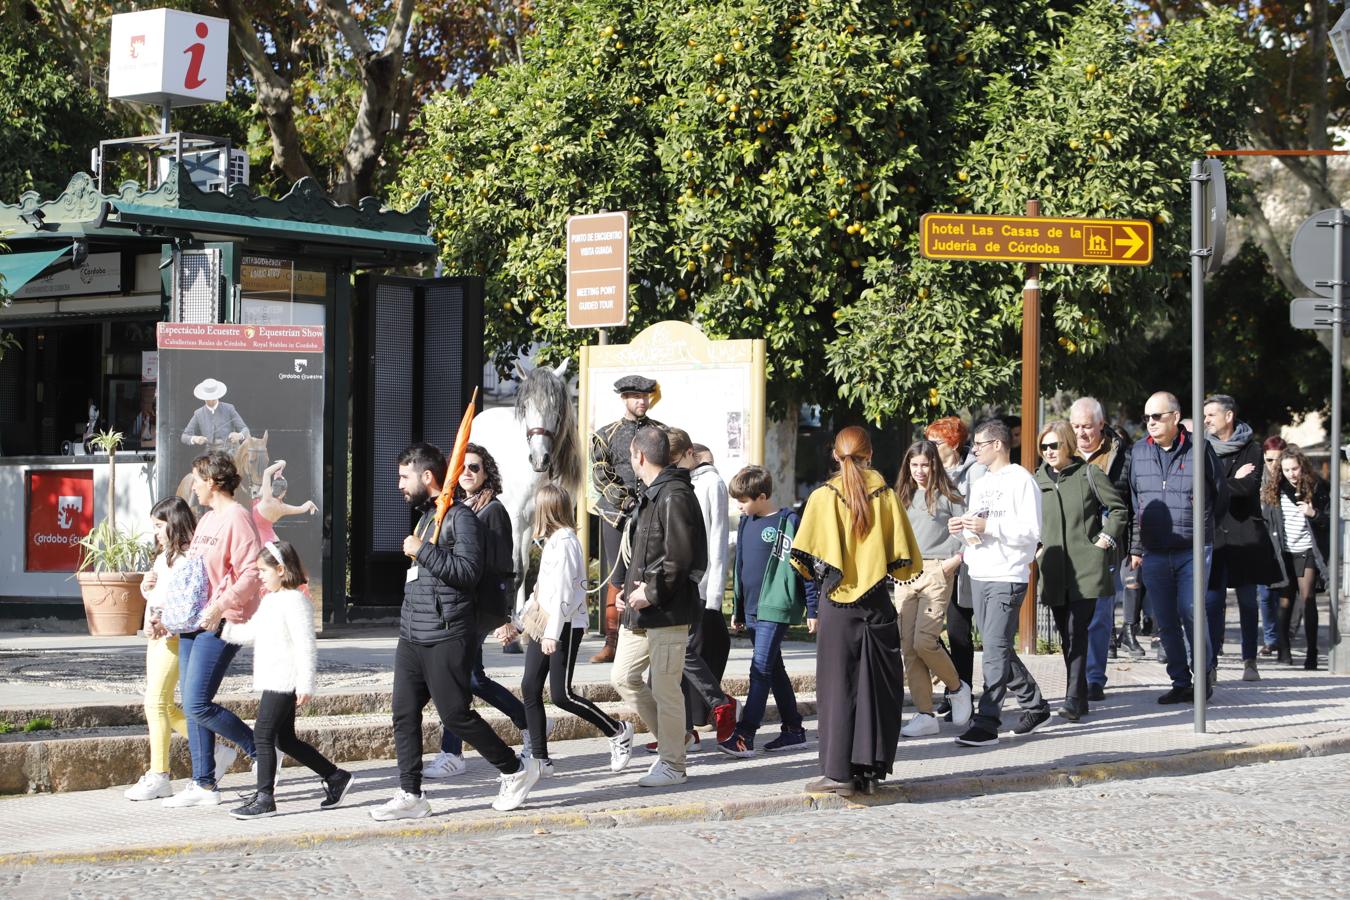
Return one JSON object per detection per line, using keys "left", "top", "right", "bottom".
{"left": 225, "top": 540, "right": 353, "bottom": 819}
{"left": 518, "top": 485, "right": 634, "bottom": 773}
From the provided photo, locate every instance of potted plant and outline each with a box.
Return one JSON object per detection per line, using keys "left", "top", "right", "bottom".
{"left": 75, "top": 429, "right": 153, "bottom": 635}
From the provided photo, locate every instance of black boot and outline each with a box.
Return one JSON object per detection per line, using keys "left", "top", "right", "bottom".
{"left": 1277, "top": 601, "right": 1294, "bottom": 665}
{"left": 1304, "top": 596, "right": 1319, "bottom": 670}
{"left": 1120, "top": 625, "right": 1146, "bottom": 658}
{"left": 1109, "top": 631, "right": 1119, "bottom": 660}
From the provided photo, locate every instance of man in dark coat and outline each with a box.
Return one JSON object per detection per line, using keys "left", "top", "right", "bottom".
{"left": 372, "top": 443, "right": 539, "bottom": 822}
{"left": 1128, "top": 391, "right": 1228, "bottom": 705}
{"left": 1202, "top": 395, "right": 1282, "bottom": 682}
{"left": 608, "top": 426, "right": 706, "bottom": 787}
{"left": 589, "top": 374, "right": 665, "bottom": 662}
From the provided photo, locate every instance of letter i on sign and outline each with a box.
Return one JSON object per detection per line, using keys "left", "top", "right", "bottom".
{"left": 183, "top": 22, "right": 208, "bottom": 90}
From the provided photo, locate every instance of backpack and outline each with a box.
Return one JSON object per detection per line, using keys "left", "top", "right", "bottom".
{"left": 159, "top": 556, "right": 211, "bottom": 634}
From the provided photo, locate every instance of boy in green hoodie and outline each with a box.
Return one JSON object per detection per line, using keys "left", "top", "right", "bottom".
{"left": 719, "top": 466, "right": 819, "bottom": 757}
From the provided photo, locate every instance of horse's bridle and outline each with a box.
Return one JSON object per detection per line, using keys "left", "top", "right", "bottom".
{"left": 525, "top": 427, "right": 555, "bottom": 440}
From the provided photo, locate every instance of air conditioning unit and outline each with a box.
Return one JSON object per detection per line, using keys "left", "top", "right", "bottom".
{"left": 156, "top": 148, "right": 250, "bottom": 193}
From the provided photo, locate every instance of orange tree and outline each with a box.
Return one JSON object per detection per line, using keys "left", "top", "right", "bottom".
{"left": 401, "top": 0, "right": 1253, "bottom": 418}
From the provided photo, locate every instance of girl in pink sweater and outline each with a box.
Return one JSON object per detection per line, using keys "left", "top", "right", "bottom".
{"left": 162, "top": 451, "right": 263, "bottom": 809}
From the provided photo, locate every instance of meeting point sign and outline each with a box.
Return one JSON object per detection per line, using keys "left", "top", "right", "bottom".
{"left": 920, "top": 213, "right": 1153, "bottom": 266}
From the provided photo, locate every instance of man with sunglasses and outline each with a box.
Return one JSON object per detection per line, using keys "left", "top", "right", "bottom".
{"left": 590, "top": 375, "right": 666, "bottom": 663}
{"left": 1128, "top": 392, "right": 1228, "bottom": 705}
{"left": 950, "top": 419, "right": 1049, "bottom": 747}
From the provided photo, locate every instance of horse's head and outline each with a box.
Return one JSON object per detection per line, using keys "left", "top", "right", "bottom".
{"left": 237, "top": 430, "right": 270, "bottom": 497}
{"left": 517, "top": 360, "right": 570, "bottom": 474}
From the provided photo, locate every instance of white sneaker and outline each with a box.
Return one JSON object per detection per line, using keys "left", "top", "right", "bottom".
{"left": 949, "top": 682, "right": 974, "bottom": 727}
{"left": 161, "top": 781, "right": 221, "bottom": 808}
{"left": 423, "top": 751, "right": 467, "bottom": 779}
{"left": 492, "top": 757, "right": 541, "bottom": 812}
{"left": 901, "top": 713, "right": 941, "bottom": 738}
{"left": 537, "top": 758, "right": 555, "bottom": 778}
{"left": 369, "top": 789, "right": 431, "bottom": 821}
{"left": 124, "top": 771, "right": 172, "bottom": 801}
{"left": 637, "top": 759, "right": 688, "bottom": 788}
{"left": 609, "top": 721, "right": 635, "bottom": 773}
{"left": 213, "top": 743, "right": 238, "bottom": 785}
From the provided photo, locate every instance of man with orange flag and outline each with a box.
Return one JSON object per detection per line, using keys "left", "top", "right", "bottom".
{"left": 372, "top": 393, "right": 541, "bottom": 821}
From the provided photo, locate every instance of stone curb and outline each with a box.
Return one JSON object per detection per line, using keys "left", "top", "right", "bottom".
{"left": 4, "top": 732, "right": 1348, "bottom": 867}
{"left": 0, "top": 698, "right": 818, "bottom": 795}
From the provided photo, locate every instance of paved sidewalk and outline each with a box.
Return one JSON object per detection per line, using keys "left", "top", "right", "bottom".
{"left": 2, "top": 647, "right": 1348, "bottom": 865}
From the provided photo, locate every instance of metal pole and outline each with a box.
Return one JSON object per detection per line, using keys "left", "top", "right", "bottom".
{"left": 1020, "top": 199, "right": 1041, "bottom": 655}
{"left": 598, "top": 328, "right": 608, "bottom": 347}
{"left": 1330, "top": 211, "right": 1344, "bottom": 673}
{"left": 161, "top": 101, "right": 172, "bottom": 135}
{"left": 1190, "top": 160, "right": 1208, "bottom": 732}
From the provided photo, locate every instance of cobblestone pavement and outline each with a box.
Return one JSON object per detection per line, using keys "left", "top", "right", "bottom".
{"left": 3, "top": 753, "right": 1346, "bottom": 898}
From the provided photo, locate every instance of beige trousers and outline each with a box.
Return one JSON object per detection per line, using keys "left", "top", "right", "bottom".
{"left": 611, "top": 624, "right": 690, "bottom": 773}
{"left": 894, "top": 559, "right": 960, "bottom": 714}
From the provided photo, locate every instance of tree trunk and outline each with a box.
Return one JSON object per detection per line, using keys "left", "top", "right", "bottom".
{"left": 764, "top": 407, "right": 799, "bottom": 512}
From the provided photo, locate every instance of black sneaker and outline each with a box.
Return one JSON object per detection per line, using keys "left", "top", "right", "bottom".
{"left": 230, "top": 792, "right": 277, "bottom": 820}
{"left": 763, "top": 727, "right": 807, "bottom": 752}
{"left": 1157, "top": 686, "right": 1194, "bottom": 705}
{"left": 955, "top": 726, "right": 999, "bottom": 747}
{"left": 321, "top": 770, "right": 354, "bottom": 809}
{"left": 1012, "top": 708, "right": 1051, "bottom": 736}
{"left": 1056, "top": 705, "right": 1081, "bottom": 722}
{"left": 1087, "top": 683, "right": 1106, "bottom": 702}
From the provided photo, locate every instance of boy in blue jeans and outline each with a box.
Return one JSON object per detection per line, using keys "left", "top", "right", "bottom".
{"left": 719, "top": 466, "right": 818, "bottom": 757}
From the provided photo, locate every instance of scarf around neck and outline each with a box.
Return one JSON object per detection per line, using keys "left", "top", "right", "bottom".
{"left": 789, "top": 468, "right": 919, "bottom": 603}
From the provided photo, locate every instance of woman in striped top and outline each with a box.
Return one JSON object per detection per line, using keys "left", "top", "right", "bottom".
{"left": 1260, "top": 446, "right": 1330, "bottom": 669}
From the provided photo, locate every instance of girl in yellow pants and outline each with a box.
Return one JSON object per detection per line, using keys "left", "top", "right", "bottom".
{"left": 125, "top": 497, "right": 195, "bottom": 801}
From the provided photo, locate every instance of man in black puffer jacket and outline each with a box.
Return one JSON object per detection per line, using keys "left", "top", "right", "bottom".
{"left": 370, "top": 443, "right": 539, "bottom": 823}
{"left": 610, "top": 426, "right": 707, "bottom": 789}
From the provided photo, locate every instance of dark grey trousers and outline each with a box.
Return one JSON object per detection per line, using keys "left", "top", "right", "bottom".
{"left": 970, "top": 579, "right": 1047, "bottom": 732}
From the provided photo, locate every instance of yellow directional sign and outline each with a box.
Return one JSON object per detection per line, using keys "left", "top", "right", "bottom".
{"left": 920, "top": 213, "right": 1154, "bottom": 266}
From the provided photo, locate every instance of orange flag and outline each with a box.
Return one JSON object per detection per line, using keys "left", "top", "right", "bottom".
{"left": 432, "top": 387, "right": 479, "bottom": 545}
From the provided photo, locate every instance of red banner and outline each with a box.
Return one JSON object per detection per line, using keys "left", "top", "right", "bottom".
{"left": 27, "top": 470, "right": 95, "bottom": 572}
{"left": 157, "top": 323, "right": 325, "bottom": 353}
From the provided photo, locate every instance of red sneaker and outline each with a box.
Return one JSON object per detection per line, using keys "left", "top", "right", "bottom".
{"left": 712, "top": 697, "right": 740, "bottom": 744}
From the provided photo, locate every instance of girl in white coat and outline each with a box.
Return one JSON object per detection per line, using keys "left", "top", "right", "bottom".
{"left": 226, "top": 540, "right": 353, "bottom": 819}
{"left": 518, "top": 485, "right": 634, "bottom": 774}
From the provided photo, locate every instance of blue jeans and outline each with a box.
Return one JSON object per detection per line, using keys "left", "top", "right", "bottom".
{"left": 178, "top": 628, "right": 256, "bottom": 787}
{"left": 1085, "top": 594, "right": 1115, "bottom": 688}
{"left": 440, "top": 628, "right": 528, "bottom": 755}
{"left": 1257, "top": 584, "right": 1280, "bottom": 650}
{"left": 1205, "top": 551, "right": 1261, "bottom": 661}
{"left": 1140, "top": 546, "right": 1213, "bottom": 689}
{"left": 736, "top": 618, "right": 801, "bottom": 742}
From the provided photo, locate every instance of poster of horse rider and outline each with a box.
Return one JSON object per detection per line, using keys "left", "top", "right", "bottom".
{"left": 155, "top": 323, "right": 326, "bottom": 619}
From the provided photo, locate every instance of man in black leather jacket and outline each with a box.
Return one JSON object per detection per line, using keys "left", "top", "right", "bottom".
{"left": 609, "top": 427, "right": 707, "bottom": 788}
{"left": 370, "top": 443, "right": 539, "bottom": 822}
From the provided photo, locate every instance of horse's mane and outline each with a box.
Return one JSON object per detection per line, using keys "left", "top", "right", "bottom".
{"left": 515, "top": 367, "right": 583, "bottom": 495}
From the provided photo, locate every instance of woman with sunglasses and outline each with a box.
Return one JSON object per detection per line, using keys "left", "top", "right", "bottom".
{"left": 1034, "top": 421, "right": 1127, "bottom": 721}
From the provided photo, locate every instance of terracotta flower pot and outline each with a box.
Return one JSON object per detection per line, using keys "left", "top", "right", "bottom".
{"left": 76, "top": 571, "right": 147, "bottom": 636}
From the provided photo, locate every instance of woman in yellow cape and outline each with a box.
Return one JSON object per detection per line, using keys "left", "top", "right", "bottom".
{"left": 791, "top": 426, "right": 919, "bottom": 797}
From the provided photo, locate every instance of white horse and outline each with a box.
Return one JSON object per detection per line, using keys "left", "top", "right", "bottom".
{"left": 470, "top": 360, "right": 584, "bottom": 613}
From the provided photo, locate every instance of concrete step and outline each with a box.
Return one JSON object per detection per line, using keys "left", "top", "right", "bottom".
{"left": 0, "top": 672, "right": 819, "bottom": 730}
{"left": 0, "top": 694, "right": 820, "bottom": 796}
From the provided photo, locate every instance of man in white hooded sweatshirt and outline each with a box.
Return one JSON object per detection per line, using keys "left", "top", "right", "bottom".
{"left": 949, "top": 419, "right": 1049, "bottom": 747}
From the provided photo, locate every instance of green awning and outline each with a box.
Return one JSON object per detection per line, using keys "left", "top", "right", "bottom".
{"left": 0, "top": 245, "right": 72, "bottom": 296}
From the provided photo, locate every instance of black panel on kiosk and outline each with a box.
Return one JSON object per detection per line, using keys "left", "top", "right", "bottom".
{"left": 351, "top": 275, "right": 484, "bottom": 613}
